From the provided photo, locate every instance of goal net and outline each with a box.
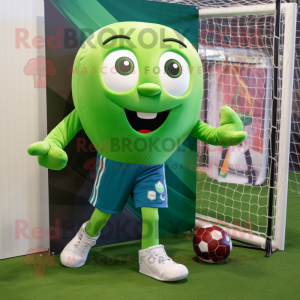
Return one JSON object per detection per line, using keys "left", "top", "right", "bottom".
{"left": 153, "top": 0, "right": 299, "bottom": 251}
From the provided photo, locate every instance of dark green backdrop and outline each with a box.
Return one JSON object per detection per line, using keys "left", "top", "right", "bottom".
{"left": 45, "top": 0, "right": 198, "bottom": 253}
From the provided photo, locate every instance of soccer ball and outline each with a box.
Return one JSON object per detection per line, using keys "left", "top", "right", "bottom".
{"left": 193, "top": 225, "right": 232, "bottom": 264}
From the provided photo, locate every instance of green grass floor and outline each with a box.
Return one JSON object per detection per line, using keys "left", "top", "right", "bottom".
{"left": 1, "top": 183, "right": 300, "bottom": 299}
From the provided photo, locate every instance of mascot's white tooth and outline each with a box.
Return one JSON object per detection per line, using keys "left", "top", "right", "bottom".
{"left": 137, "top": 112, "right": 157, "bottom": 119}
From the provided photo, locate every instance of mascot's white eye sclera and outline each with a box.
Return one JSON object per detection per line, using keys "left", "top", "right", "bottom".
{"left": 159, "top": 52, "right": 190, "bottom": 96}
{"left": 102, "top": 50, "right": 139, "bottom": 92}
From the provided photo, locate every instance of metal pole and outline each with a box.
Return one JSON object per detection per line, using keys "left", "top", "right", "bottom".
{"left": 265, "top": 0, "right": 281, "bottom": 258}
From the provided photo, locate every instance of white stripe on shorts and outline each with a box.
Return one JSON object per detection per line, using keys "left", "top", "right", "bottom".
{"left": 90, "top": 155, "right": 103, "bottom": 206}
{"left": 92, "top": 157, "right": 106, "bottom": 206}
{"left": 163, "top": 163, "right": 167, "bottom": 191}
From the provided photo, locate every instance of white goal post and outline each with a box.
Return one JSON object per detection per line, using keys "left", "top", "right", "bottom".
{"left": 196, "top": 3, "right": 297, "bottom": 251}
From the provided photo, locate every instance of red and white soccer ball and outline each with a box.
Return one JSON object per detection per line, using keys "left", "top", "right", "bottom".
{"left": 193, "top": 225, "right": 232, "bottom": 264}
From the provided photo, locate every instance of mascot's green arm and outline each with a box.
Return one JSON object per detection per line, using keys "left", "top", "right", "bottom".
{"left": 27, "top": 109, "right": 82, "bottom": 170}
{"left": 190, "top": 106, "right": 247, "bottom": 147}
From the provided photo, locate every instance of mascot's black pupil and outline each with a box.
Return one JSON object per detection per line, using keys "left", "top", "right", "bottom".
{"left": 119, "top": 60, "right": 130, "bottom": 72}
{"left": 165, "top": 59, "right": 182, "bottom": 78}
{"left": 116, "top": 57, "right": 134, "bottom": 75}
{"left": 168, "top": 63, "right": 179, "bottom": 75}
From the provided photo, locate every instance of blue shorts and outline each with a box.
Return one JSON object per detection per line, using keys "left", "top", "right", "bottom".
{"left": 88, "top": 154, "right": 168, "bottom": 214}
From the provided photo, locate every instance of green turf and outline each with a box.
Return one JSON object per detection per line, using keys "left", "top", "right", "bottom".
{"left": 1, "top": 177, "right": 299, "bottom": 299}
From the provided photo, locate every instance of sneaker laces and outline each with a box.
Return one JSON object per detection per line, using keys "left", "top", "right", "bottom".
{"left": 147, "top": 245, "right": 171, "bottom": 262}
{"left": 73, "top": 229, "right": 97, "bottom": 256}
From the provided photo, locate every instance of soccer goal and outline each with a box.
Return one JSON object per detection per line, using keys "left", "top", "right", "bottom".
{"left": 153, "top": 0, "right": 298, "bottom": 256}
{"left": 194, "top": 0, "right": 298, "bottom": 255}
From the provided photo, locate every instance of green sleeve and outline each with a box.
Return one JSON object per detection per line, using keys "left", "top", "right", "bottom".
{"left": 190, "top": 120, "right": 220, "bottom": 145}
{"left": 44, "top": 109, "right": 83, "bottom": 149}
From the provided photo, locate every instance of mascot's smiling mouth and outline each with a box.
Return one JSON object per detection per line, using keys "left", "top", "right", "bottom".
{"left": 125, "top": 109, "right": 170, "bottom": 133}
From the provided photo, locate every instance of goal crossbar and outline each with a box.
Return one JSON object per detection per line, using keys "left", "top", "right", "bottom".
{"left": 198, "top": 3, "right": 294, "bottom": 18}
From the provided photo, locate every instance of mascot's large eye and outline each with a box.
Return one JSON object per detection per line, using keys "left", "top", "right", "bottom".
{"left": 159, "top": 52, "right": 190, "bottom": 96}
{"left": 164, "top": 59, "right": 182, "bottom": 78}
{"left": 115, "top": 57, "right": 134, "bottom": 75}
{"left": 102, "top": 50, "right": 139, "bottom": 92}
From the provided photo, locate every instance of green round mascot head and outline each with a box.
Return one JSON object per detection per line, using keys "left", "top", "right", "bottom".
{"left": 72, "top": 21, "right": 203, "bottom": 164}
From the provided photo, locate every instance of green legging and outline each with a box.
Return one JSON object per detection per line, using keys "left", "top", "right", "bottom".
{"left": 85, "top": 207, "right": 159, "bottom": 249}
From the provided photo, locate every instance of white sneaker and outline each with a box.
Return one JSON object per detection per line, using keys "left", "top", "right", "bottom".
{"left": 60, "top": 221, "right": 99, "bottom": 268}
{"left": 139, "top": 245, "right": 188, "bottom": 281}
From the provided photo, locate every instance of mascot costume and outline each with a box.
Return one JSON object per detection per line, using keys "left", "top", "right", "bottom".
{"left": 28, "top": 22, "right": 246, "bottom": 282}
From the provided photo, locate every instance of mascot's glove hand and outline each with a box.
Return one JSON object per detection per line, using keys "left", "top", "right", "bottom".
{"left": 216, "top": 106, "right": 247, "bottom": 147}
{"left": 27, "top": 141, "right": 68, "bottom": 170}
